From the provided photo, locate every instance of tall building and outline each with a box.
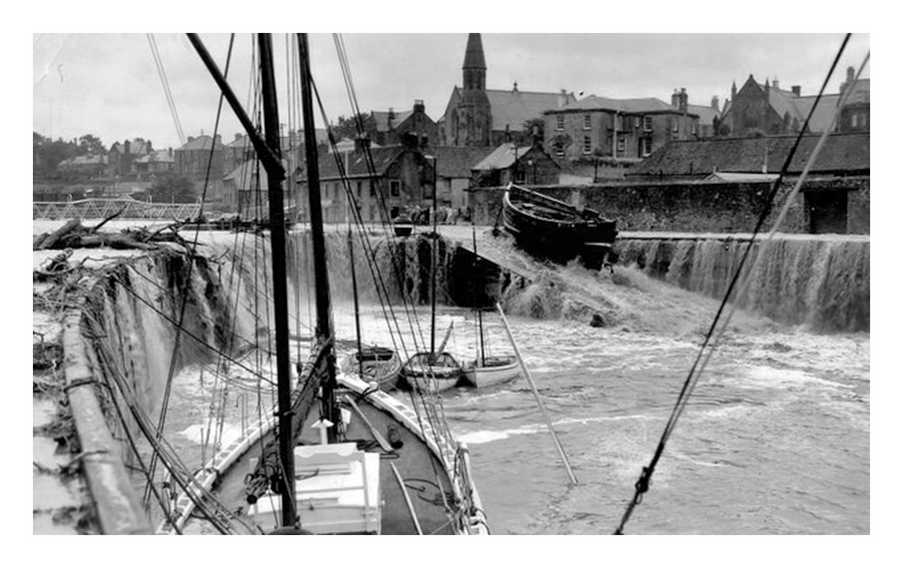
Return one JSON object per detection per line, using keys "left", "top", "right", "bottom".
{"left": 442, "top": 34, "right": 574, "bottom": 147}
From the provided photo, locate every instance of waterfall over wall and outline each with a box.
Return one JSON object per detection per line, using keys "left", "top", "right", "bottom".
{"left": 615, "top": 237, "right": 869, "bottom": 332}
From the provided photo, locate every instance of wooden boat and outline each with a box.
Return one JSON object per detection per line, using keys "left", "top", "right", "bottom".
{"left": 161, "top": 33, "right": 488, "bottom": 536}
{"left": 462, "top": 354, "right": 519, "bottom": 388}
{"left": 502, "top": 182, "right": 617, "bottom": 267}
{"left": 396, "top": 351, "right": 465, "bottom": 392}
{"left": 341, "top": 346, "right": 402, "bottom": 389}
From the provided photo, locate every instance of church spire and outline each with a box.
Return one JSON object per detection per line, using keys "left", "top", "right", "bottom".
{"left": 462, "top": 33, "right": 486, "bottom": 91}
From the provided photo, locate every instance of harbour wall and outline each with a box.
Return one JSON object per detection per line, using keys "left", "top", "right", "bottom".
{"left": 467, "top": 176, "right": 870, "bottom": 235}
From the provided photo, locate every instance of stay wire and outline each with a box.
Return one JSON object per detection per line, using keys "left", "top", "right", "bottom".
{"left": 612, "top": 32, "right": 854, "bottom": 535}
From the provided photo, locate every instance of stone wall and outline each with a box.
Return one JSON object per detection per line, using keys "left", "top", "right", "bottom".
{"left": 467, "top": 176, "right": 869, "bottom": 234}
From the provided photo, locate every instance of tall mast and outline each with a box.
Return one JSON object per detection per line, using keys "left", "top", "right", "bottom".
{"left": 256, "top": 33, "right": 297, "bottom": 529}
{"left": 186, "top": 32, "right": 297, "bottom": 530}
{"left": 297, "top": 33, "right": 340, "bottom": 442}
{"left": 430, "top": 155, "right": 438, "bottom": 357}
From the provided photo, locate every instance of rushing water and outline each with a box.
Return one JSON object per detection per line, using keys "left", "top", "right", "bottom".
{"left": 45, "top": 221, "right": 866, "bottom": 534}
{"left": 163, "top": 294, "right": 869, "bottom": 535}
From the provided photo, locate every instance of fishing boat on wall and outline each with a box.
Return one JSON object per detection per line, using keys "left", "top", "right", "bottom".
{"left": 159, "top": 33, "right": 488, "bottom": 536}
{"left": 502, "top": 182, "right": 618, "bottom": 267}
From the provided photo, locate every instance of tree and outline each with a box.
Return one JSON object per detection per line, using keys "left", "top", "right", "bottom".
{"left": 138, "top": 173, "right": 196, "bottom": 203}
{"left": 78, "top": 134, "right": 106, "bottom": 155}
{"left": 332, "top": 112, "right": 377, "bottom": 141}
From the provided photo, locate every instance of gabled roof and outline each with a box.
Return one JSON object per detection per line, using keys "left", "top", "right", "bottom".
{"left": 688, "top": 104, "right": 720, "bottom": 126}
{"left": 472, "top": 143, "right": 533, "bottom": 171}
{"left": 178, "top": 135, "right": 224, "bottom": 151}
{"left": 484, "top": 88, "right": 574, "bottom": 131}
{"left": 427, "top": 146, "right": 494, "bottom": 178}
{"left": 314, "top": 146, "right": 407, "bottom": 180}
{"left": 631, "top": 132, "right": 869, "bottom": 177}
{"left": 547, "top": 94, "right": 693, "bottom": 115}
{"left": 110, "top": 139, "right": 151, "bottom": 155}
{"left": 372, "top": 110, "right": 414, "bottom": 132}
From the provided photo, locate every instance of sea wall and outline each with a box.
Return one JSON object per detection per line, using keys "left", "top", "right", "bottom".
{"left": 467, "top": 176, "right": 870, "bottom": 234}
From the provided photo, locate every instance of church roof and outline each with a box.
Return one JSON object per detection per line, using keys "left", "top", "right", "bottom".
{"left": 485, "top": 88, "right": 574, "bottom": 131}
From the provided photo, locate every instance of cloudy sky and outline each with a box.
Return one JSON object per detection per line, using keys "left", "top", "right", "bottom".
{"left": 33, "top": 33, "right": 870, "bottom": 150}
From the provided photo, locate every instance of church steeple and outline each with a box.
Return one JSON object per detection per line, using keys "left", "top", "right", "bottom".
{"left": 462, "top": 33, "right": 486, "bottom": 91}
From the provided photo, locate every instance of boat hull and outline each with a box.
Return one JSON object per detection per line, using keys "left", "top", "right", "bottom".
{"left": 502, "top": 185, "right": 617, "bottom": 266}
{"left": 462, "top": 356, "right": 520, "bottom": 388}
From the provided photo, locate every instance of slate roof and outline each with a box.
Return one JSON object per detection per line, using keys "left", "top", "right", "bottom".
{"left": 484, "top": 88, "right": 574, "bottom": 131}
{"left": 688, "top": 104, "right": 720, "bottom": 126}
{"left": 314, "top": 146, "right": 406, "bottom": 180}
{"left": 547, "top": 94, "right": 695, "bottom": 116}
{"left": 472, "top": 143, "right": 534, "bottom": 171}
{"left": 428, "top": 146, "right": 494, "bottom": 178}
{"left": 631, "top": 132, "right": 870, "bottom": 177}
{"left": 372, "top": 110, "right": 414, "bottom": 132}
{"left": 178, "top": 135, "right": 224, "bottom": 151}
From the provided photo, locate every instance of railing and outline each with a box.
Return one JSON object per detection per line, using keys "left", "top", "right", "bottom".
{"left": 33, "top": 199, "right": 201, "bottom": 220}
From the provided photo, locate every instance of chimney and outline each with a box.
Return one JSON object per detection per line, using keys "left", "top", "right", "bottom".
{"left": 214, "top": 134, "right": 222, "bottom": 147}
{"left": 847, "top": 65, "right": 855, "bottom": 83}
{"left": 512, "top": 81, "right": 519, "bottom": 93}
{"left": 531, "top": 124, "right": 542, "bottom": 149}
{"left": 387, "top": 107, "right": 395, "bottom": 130}
{"left": 711, "top": 95, "right": 720, "bottom": 110}
{"left": 772, "top": 78, "right": 780, "bottom": 90}
{"left": 557, "top": 89, "right": 568, "bottom": 109}
{"left": 671, "top": 89, "right": 680, "bottom": 108}
{"left": 731, "top": 80, "right": 737, "bottom": 100}
{"left": 791, "top": 85, "right": 801, "bottom": 97}
{"left": 187, "top": 136, "right": 195, "bottom": 143}
{"left": 124, "top": 140, "right": 131, "bottom": 155}
{"left": 413, "top": 99, "right": 425, "bottom": 114}
{"left": 679, "top": 88, "right": 688, "bottom": 112}
{"left": 168, "top": 147, "right": 173, "bottom": 158}
{"left": 234, "top": 132, "right": 242, "bottom": 141}
{"left": 764, "top": 78, "right": 770, "bottom": 94}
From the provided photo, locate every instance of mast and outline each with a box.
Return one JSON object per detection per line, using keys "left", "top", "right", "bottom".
{"left": 348, "top": 228, "right": 364, "bottom": 380}
{"left": 256, "top": 33, "right": 297, "bottom": 529}
{"left": 471, "top": 223, "right": 485, "bottom": 366}
{"left": 186, "top": 32, "right": 297, "bottom": 530}
{"left": 297, "top": 33, "right": 340, "bottom": 442}
{"left": 430, "top": 155, "right": 438, "bottom": 357}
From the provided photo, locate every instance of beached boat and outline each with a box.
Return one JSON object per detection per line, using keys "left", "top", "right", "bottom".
{"left": 502, "top": 182, "right": 617, "bottom": 267}
{"left": 396, "top": 351, "right": 465, "bottom": 392}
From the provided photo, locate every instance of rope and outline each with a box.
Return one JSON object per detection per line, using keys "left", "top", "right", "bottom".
{"left": 612, "top": 33, "right": 856, "bottom": 535}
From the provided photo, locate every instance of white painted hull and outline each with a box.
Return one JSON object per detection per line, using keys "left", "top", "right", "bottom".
{"left": 462, "top": 357, "right": 520, "bottom": 388}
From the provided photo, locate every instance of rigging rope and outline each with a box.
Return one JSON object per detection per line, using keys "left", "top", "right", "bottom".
{"left": 146, "top": 34, "right": 185, "bottom": 146}
{"left": 612, "top": 33, "right": 857, "bottom": 535}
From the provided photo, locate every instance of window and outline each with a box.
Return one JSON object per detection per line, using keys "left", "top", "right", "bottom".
{"left": 643, "top": 116, "right": 653, "bottom": 132}
{"left": 671, "top": 119, "right": 679, "bottom": 133}
{"left": 583, "top": 135, "right": 592, "bottom": 155}
{"left": 615, "top": 115, "right": 624, "bottom": 131}
{"left": 554, "top": 141, "right": 564, "bottom": 157}
{"left": 617, "top": 135, "right": 625, "bottom": 153}
{"left": 583, "top": 114, "right": 592, "bottom": 129}
{"left": 691, "top": 122, "right": 698, "bottom": 135}
{"left": 634, "top": 116, "right": 640, "bottom": 129}
{"left": 556, "top": 115, "right": 565, "bottom": 131}
{"left": 369, "top": 180, "right": 376, "bottom": 197}
{"left": 390, "top": 180, "right": 401, "bottom": 197}
{"left": 640, "top": 138, "right": 652, "bottom": 157}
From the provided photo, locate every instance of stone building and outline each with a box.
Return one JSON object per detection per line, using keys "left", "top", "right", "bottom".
{"left": 298, "top": 136, "right": 436, "bottom": 223}
{"left": 441, "top": 33, "right": 575, "bottom": 148}
{"left": 719, "top": 68, "right": 870, "bottom": 137}
{"left": 429, "top": 146, "right": 493, "bottom": 209}
{"left": 471, "top": 141, "right": 560, "bottom": 187}
{"left": 175, "top": 134, "right": 225, "bottom": 180}
{"left": 133, "top": 149, "right": 175, "bottom": 176}
{"left": 107, "top": 138, "right": 152, "bottom": 177}
{"left": 543, "top": 93, "right": 701, "bottom": 162}
{"left": 371, "top": 100, "right": 439, "bottom": 146}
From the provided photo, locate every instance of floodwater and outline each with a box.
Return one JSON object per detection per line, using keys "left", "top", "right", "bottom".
{"left": 163, "top": 265, "right": 869, "bottom": 535}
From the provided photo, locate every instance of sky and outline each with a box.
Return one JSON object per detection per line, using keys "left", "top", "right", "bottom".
{"left": 32, "top": 33, "right": 870, "bottom": 150}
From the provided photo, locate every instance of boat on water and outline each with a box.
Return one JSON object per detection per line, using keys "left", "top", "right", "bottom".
{"left": 160, "top": 33, "right": 487, "bottom": 535}
{"left": 340, "top": 345, "right": 401, "bottom": 389}
{"left": 462, "top": 354, "right": 519, "bottom": 388}
{"left": 396, "top": 351, "right": 466, "bottom": 392}
{"left": 502, "top": 182, "right": 618, "bottom": 267}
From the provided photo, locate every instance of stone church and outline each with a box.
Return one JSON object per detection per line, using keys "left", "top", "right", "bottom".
{"left": 441, "top": 34, "right": 575, "bottom": 147}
